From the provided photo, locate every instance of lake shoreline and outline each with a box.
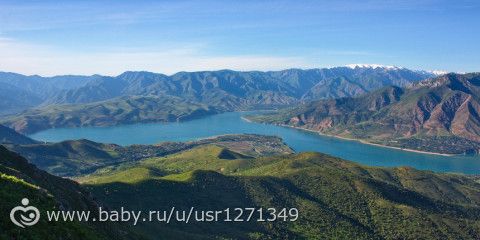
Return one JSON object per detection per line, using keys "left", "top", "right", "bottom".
{"left": 28, "top": 111, "right": 480, "bottom": 174}
{"left": 242, "top": 117, "right": 455, "bottom": 157}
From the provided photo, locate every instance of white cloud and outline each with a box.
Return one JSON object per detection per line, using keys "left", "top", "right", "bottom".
{"left": 0, "top": 38, "right": 314, "bottom": 76}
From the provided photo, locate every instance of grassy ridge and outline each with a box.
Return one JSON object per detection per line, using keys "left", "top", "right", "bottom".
{"left": 7, "top": 134, "right": 293, "bottom": 177}
{"left": 0, "top": 146, "right": 143, "bottom": 240}
{"left": 81, "top": 145, "right": 480, "bottom": 239}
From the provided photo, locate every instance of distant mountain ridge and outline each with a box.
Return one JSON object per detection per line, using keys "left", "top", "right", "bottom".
{"left": 248, "top": 73, "right": 480, "bottom": 154}
{"left": 344, "top": 63, "right": 448, "bottom": 76}
{"left": 47, "top": 67, "right": 433, "bottom": 109}
{"left": 0, "top": 72, "right": 101, "bottom": 115}
{"left": 0, "top": 66, "right": 434, "bottom": 115}
{"left": 2, "top": 95, "right": 220, "bottom": 134}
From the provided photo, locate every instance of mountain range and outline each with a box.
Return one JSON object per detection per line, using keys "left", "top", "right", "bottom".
{"left": 0, "top": 72, "right": 100, "bottom": 115}
{"left": 0, "top": 66, "right": 434, "bottom": 116}
{"left": 248, "top": 73, "right": 480, "bottom": 154}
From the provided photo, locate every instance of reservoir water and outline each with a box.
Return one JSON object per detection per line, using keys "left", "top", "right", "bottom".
{"left": 29, "top": 112, "right": 480, "bottom": 174}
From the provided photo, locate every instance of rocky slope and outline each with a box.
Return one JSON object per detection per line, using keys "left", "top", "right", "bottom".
{"left": 248, "top": 73, "right": 480, "bottom": 154}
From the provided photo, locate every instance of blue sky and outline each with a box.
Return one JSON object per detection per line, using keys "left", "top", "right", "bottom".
{"left": 0, "top": 0, "right": 478, "bottom": 76}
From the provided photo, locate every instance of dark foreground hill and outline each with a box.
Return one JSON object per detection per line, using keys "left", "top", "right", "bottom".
{"left": 0, "top": 124, "right": 37, "bottom": 145}
{"left": 0, "top": 146, "right": 141, "bottom": 240}
{"left": 248, "top": 73, "right": 480, "bottom": 154}
{"left": 79, "top": 145, "right": 480, "bottom": 239}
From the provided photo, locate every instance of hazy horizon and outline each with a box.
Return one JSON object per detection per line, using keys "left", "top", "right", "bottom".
{"left": 1, "top": 0, "right": 479, "bottom": 76}
{"left": 0, "top": 63, "right": 459, "bottom": 78}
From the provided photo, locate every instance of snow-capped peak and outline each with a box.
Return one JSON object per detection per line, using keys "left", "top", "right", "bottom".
{"left": 428, "top": 70, "right": 449, "bottom": 76}
{"left": 345, "top": 64, "right": 402, "bottom": 70}
{"left": 413, "top": 69, "right": 450, "bottom": 76}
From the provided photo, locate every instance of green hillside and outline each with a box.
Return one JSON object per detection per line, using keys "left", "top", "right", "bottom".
{"left": 81, "top": 145, "right": 480, "bottom": 239}
{"left": 1, "top": 95, "right": 219, "bottom": 134}
{"left": 8, "top": 134, "right": 293, "bottom": 177}
{"left": 0, "top": 146, "right": 142, "bottom": 240}
{"left": 78, "top": 145, "right": 253, "bottom": 184}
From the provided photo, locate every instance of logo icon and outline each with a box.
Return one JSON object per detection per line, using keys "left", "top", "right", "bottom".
{"left": 10, "top": 198, "right": 40, "bottom": 228}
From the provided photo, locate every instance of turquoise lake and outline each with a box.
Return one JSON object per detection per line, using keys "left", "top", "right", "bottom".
{"left": 29, "top": 112, "right": 480, "bottom": 174}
